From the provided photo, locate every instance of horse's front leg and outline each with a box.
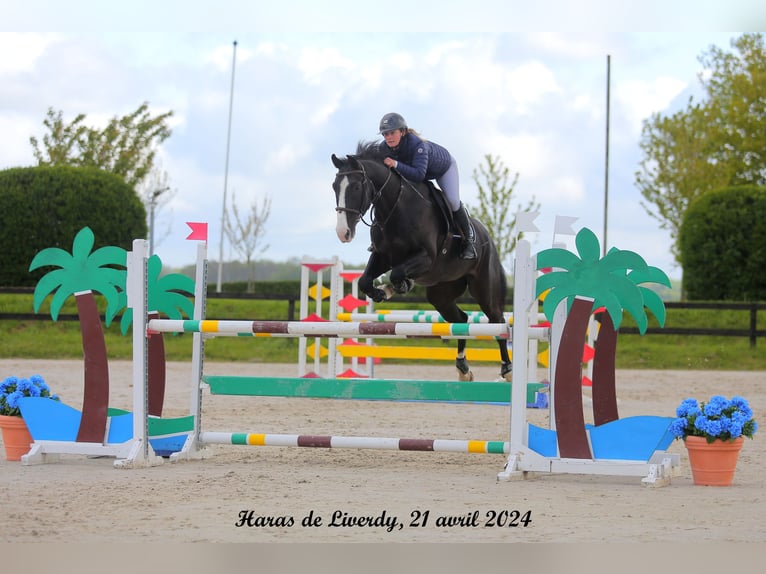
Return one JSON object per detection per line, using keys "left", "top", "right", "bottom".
{"left": 358, "top": 252, "right": 392, "bottom": 303}
{"left": 390, "top": 249, "right": 432, "bottom": 294}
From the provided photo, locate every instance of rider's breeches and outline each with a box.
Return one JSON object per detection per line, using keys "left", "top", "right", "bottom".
{"left": 436, "top": 156, "right": 461, "bottom": 212}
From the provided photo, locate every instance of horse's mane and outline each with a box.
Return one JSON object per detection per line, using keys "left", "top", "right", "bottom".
{"left": 354, "top": 140, "right": 387, "bottom": 162}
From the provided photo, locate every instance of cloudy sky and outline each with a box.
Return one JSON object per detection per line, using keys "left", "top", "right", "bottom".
{"left": 3, "top": 2, "right": 764, "bottom": 280}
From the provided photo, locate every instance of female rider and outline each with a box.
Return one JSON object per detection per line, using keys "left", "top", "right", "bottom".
{"left": 377, "top": 112, "right": 476, "bottom": 259}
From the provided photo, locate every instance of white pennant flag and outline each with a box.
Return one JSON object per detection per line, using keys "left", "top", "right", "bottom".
{"left": 515, "top": 210, "right": 540, "bottom": 233}
{"left": 553, "top": 215, "right": 578, "bottom": 236}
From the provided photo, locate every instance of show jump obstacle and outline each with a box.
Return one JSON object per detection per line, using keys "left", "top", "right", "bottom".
{"left": 20, "top": 215, "right": 681, "bottom": 485}
{"left": 297, "top": 256, "right": 595, "bottom": 387}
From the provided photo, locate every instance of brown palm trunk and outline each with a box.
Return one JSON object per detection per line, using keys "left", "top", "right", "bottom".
{"left": 591, "top": 312, "right": 619, "bottom": 425}
{"left": 147, "top": 311, "right": 166, "bottom": 417}
{"left": 553, "top": 297, "right": 592, "bottom": 459}
{"left": 75, "top": 291, "right": 109, "bottom": 443}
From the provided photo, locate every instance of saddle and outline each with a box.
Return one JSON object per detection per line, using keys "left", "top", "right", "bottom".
{"left": 422, "top": 181, "right": 454, "bottom": 226}
{"left": 421, "top": 181, "right": 462, "bottom": 253}
{"left": 390, "top": 171, "right": 461, "bottom": 256}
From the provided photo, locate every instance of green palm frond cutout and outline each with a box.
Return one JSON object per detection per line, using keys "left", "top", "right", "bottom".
{"left": 627, "top": 265, "right": 671, "bottom": 328}
{"left": 120, "top": 254, "right": 195, "bottom": 334}
{"left": 29, "top": 227, "right": 127, "bottom": 325}
{"left": 535, "top": 227, "right": 653, "bottom": 331}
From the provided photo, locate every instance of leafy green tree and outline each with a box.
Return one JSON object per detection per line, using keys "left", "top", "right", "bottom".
{"left": 30, "top": 102, "right": 173, "bottom": 189}
{"left": 636, "top": 33, "right": 766, "bottom": 265}
{"left": 29, "top": 227, "right": 126, "bottom": 443}
{"left": 0, "top": 166, "right": 146, "bottom": 286}
{"left": 469, "top": 154, "right": 539, "bottom": 269}
{"left": 679, "top": 185, "right": 766, "bottom": 301}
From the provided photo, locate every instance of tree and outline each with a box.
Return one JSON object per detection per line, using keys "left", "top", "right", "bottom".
{"left": 469, "top": 154, "right": 539, "bottom": 269}
{"left": 0, "top": 166, "right": 146, "bottom": 287}
{"left": 636, "top": 33, "right": 766, "bottom": 265}
{"left": 679, "top": 185, "right": 766, "bottom": 301}
{"left": 138, "top": 162, "right": 177, "bottom": 256}
{"left": 224, "top": 191, "right": 272, "bottom": 292}
{"left": 30, "top": 102, "right": 173, "bottom": 189}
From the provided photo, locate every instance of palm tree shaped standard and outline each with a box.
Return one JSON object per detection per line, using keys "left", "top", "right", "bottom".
{"left": 29, "top": 227, "right": 126, "bottom": 443}
{"left": 119, "top": 254, "right": 194, "bottom": 416}
{"left": 536, "top": 228, "right": 669, "bottom": 458}
{"left": 590, "top": 257, "right": 670, "bottom": 426}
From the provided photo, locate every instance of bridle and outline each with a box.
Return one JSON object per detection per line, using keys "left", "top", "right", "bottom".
{"left": 335, "top": 161, "right": 400, "bottom": 228}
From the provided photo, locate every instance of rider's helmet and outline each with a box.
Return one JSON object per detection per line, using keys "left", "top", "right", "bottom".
{"left": 379, "top": 112, "right": 407, "bottom": 134}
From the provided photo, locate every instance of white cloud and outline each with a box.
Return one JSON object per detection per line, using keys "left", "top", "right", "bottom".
{"left": 0, "top": 114, "right": 37, "bottom": 168}
{"left": 506, "top": 60, "right": 561, "bottom": 113}
{"left": 0, "top": 33, "right": 62, "bottom": 74}
{"left": 298, "top": 46, "right": 355, "bottom": 84}
{"left": 616, "top": 75, "right": 689, "bottom": 134}
{"left": 529, "top": 32, "right": 612, "bottom": 58}
{"left": 204, "top": 42, "right": 254, "bottom": 73}
{"left": 551, "top": 175, "right": 586, "bottom": 202}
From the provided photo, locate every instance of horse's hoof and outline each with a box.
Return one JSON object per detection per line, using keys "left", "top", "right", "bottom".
{"left": 370, "top": 288, "right": 387, "bottom": 303}
{"left": 458, "top": 369, "right": 474, "bottom": 382}
{"left": 455, "top": 357, "right": 473, "bottom": 381}
{"left": 500, "top": 362, "right": 513, "bottom": 382}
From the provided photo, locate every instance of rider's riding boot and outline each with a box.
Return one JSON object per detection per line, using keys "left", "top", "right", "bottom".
{"left": 452, "top": 203, "right": 477, "bottom": 260}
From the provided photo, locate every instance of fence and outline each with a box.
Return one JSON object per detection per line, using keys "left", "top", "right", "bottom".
{"left": 2, "top": 287, "right": 765, "bottom": 347}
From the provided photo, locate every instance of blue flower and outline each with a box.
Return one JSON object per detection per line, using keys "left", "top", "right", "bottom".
{"left": 703, "top": 395, "right": 728, "bottom": 416}
{"left": 731, "top": 396, "right": 753, "bottom": 420}
{"left": 0, "top": 375, "right": 60, "bottom": 417}
{"left": 676, "top": 398, "right": 701, "bottom": 418}
{"left": 669, "top": 417, "right": 688, "bottom": 438}
{"left": 6, "top": 390, "right": 23, "bottom": 410}
{"left": 672, "top": 395, "right": 758, "bottom": 442}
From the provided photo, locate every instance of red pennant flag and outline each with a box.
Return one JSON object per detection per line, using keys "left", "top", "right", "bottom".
{"left": 186, "top": 222, "right": 208, "bottom": 241}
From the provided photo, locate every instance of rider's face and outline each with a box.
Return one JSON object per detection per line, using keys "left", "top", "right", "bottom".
{"left": 382, "top": 129, "right": 403, "bottom": 148}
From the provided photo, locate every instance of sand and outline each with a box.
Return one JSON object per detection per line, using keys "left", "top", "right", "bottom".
{"left": 1, "top": 358, "right": 764, "bottom": 543}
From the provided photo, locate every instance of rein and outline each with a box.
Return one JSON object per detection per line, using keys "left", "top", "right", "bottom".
{"left": 335, "top": 163, "right": 402, "bottom": 229}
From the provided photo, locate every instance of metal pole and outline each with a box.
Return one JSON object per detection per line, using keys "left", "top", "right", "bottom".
{"left": 217, "top": 40, "right": 238, "bottom": 292}
{"left": 603, "top": 54, "right": 611, "bottom": 257}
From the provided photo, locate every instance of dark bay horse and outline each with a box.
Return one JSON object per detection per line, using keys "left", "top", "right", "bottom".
{"left": 331, "top": 142, "right": 512, "bottom": 381}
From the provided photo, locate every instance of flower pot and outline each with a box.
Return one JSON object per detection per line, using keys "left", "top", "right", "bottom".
{"left": 0, "top": 414, "right": 34, "bottom": 461}
{"left": 684, "top": 435, "right": 744, "bottom": 486}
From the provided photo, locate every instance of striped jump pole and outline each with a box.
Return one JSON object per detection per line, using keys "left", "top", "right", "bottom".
{"left": 336, "top": 310, "right": 549, "bottom": 324}
{"left": 200, "top": 432, "right": 509, "bottom": 454}
{"left": 148, "top": 319, "right": 514, "bottom": 339}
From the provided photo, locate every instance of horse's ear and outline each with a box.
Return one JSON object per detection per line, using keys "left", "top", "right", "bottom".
{"left": 331, "top": 154, "right": 345, "bottom": 169}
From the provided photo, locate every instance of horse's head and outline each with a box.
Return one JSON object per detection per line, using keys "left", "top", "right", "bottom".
{"left": 331, "top": 153, "right": 374, "bottom": 243}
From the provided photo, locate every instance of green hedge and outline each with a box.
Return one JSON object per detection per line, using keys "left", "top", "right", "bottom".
{"left": 0, "top": 166, "right": 147, "bottom": 287}
{"left": 680, "top": 185, "right": 766, "bottom": 301}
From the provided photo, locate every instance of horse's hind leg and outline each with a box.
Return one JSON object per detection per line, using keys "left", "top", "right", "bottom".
{"left": 426, "top": 282, "right": 473, "bottom": 382}
{"left": 468, "top": 276, "right": 512, "bottom": 381}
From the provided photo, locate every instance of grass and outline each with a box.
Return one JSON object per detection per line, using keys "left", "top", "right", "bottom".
{"left": 1, "top": 293, "right": 765, "bottom": 370}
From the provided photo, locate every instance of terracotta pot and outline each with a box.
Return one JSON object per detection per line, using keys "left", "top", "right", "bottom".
{"left": 0, "top": 414, "right": 34, "bottom": 461}
{"left": 684, "top": 435, "right": 744, "bottom": 486}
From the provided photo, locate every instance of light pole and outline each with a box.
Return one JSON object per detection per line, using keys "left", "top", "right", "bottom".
{"left": 603, "top": 54, "right": 611, "bottom": 257}
{"left": 217, "top": 39, "right": 238, "bottom": 292}
{"left": 149, "top": 186, "right": 170, "bottom": 256}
